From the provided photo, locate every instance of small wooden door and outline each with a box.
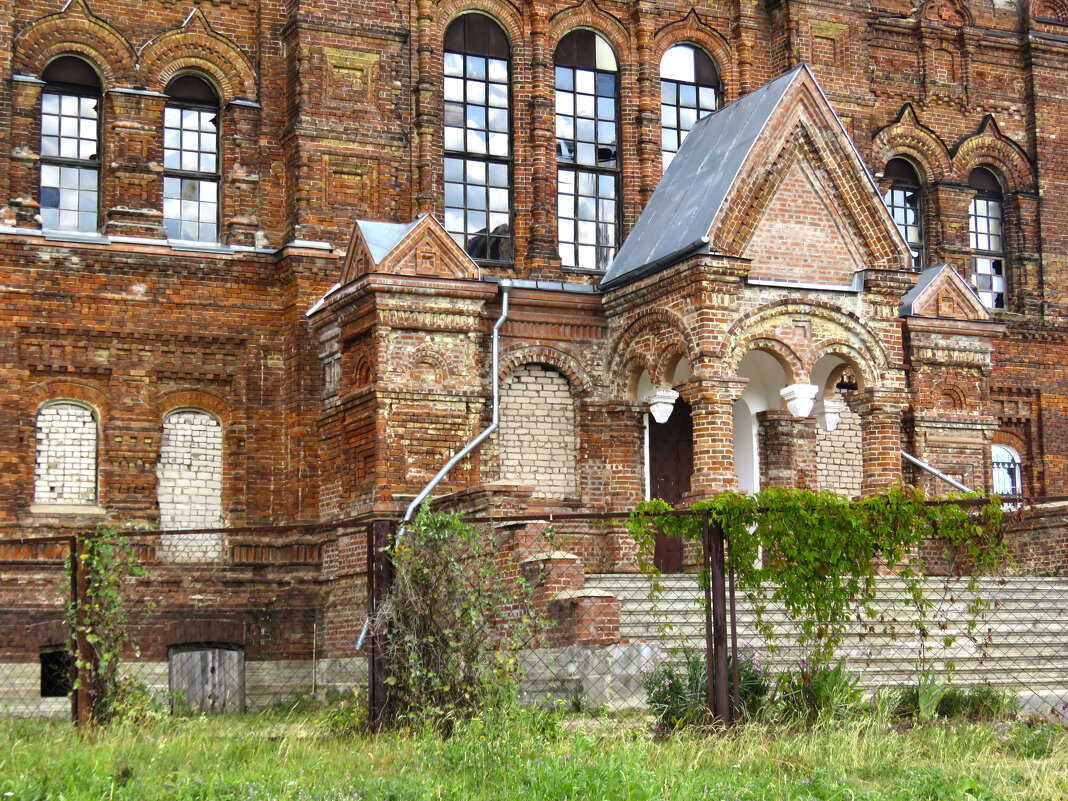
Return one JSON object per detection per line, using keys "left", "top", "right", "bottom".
{"left": 169, "top": 645, "right": 245, "bottom": 714}
{"left": 648, "top": 400, "right": 693, "bottom": 573}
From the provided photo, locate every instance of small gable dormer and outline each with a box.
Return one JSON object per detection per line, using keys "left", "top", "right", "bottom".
{"left": 338, "top": 215, "right": 480, "bottom": 286}
{"left": 898, "top": 263, "right": 991, "bottom": 321}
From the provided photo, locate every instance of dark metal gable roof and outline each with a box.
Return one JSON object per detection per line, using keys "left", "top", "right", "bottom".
{"left": 599, "top": 66, "right": 805, "bottom": 290}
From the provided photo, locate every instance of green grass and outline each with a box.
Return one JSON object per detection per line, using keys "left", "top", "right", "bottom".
{"left": 1, "top": 708, "right": 1065, "bottom": 800}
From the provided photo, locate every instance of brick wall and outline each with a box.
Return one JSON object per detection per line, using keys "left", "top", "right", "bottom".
{"left": 499, "top": 364, "right": 578, "bottom": 499}
{"left": 815, "top": 399, "right": 862, "bottom": 499}
{"left": 157, "top": 410, "right": 223, "bottom": 530}
{"left": 33, "top": 402, "right": 96, "bottom": 506}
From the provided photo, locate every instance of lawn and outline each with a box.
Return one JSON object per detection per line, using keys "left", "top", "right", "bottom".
{"left": 1, "top": 706, "right": 1065, "bottom": 800}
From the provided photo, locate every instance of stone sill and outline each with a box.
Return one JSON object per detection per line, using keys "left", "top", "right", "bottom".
{"left": 29, "top": 504, "right": 107, "bottom": 517}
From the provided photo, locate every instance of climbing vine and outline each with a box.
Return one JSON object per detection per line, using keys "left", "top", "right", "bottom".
{"left": 627, "top": 485, "right": 1007, "bottom": 666}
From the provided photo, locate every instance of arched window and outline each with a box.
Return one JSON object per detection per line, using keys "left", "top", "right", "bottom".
{"left": 163, "top": 75, "right": 220, "bottom": 243}
{"left": 991, "top": 444, "right": 1022, "bottom": 496}
{"left": 883, "top": 157, "right": 924, "bottom": 269}
{"left": 968, "top": 168, "right": 1005, "bottom": 309}
{"left": 443, "top": 14, "right": 512, "bottom": 263}
{"left": 39, "top": 56, "right": 101, "bottom": 234}
{"left": 34, "top": 401, "right": 97, "bottom": 506}
{"left": 555, "top": 30, "right": 619, "bottom": 272}
{"left": 659, "top": 44, "right": 719, "bottom": 170}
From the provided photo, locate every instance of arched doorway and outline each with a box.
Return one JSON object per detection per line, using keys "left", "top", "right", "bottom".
{"left": 648, "top": 398, "right": 693, "bottom": 573}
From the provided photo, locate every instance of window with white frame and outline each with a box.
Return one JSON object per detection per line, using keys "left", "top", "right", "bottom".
{"left": 991, "top": 444, "right": 1022, "bottom": 496}
{"left": 968, "top": 168, "right": 1005, "bottom": 309}
{"left": 555, "top": 29, "right": 619, "bottom": 272}
{"left": 163, "top": 75, "right": 219, "bottom": 243}
{"left": 882, "top": 157, "right": 924, "bottom": 270}
{"left": 659, "top": 44, "right": 719, "bottom": 171}
{"left": 443, "top": 13, "right": 512, "bottom": 263}
{"left": 39, "top": 56, "right": 100, "bottom": 234}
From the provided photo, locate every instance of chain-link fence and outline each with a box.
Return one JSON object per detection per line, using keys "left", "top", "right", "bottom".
{"left": 0, "top": 523, "right": 369, "bottom": 721}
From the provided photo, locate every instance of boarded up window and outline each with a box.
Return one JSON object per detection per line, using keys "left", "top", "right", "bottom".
{"left": 169, "top": 644, "right": 245, "bottom": 714}
{"left": 499, "top": 364, "right": 578, "bottom": 498}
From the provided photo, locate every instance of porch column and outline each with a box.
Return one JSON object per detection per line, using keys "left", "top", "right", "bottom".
{"left": 853, "top": 387, "right": 908, "bottom": 495}
{"left": 759, "top": 411, "right": 819, "bottom": 490}
{"left": 684, "top": 377, "right": 748, "bottom": 496}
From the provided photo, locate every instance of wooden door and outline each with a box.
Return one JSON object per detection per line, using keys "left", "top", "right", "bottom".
{"left": 648, "top": 399, "right": 693, "bottom": 573}
{"left": 169, "top": 645, "right": 246, "bottom": 714}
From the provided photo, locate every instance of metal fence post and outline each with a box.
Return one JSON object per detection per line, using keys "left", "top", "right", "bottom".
{"left": 702, "top": 510, "right": 714, "bottom": 717}
{"left": 710, "top": 517, "right": 729, "bottom": 725}
{"left": 367, "top": 519, "right": 393, "bottom": 730}
{"left": 71, "top": 533, "right": 94, "bottom": 726}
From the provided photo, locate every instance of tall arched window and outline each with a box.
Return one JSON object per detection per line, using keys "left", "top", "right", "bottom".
{"left": 158, "top": 409, "right": 223, "bottom": 530}
{"left": 991, "top": 444, "right": 1021, "bottom": 496}
{"left": 34, "top": 401, "right": 98, "bottom": 506}
{"left": 968, "top": 167, "right": 1005, "bottom": 309}
{"left": 883, "top": 157, "right": 924, "bottom": 269}
{"left": 659, "top": 44, "right": 719, "bottom": 170}
{"left": 443, "top": 14, "right": 512, "bottom": 262}
{"left": 555, "top": 29, "right": 619, "bottom": 272}
{"left": 163, "top": 74, "right": 220, "bottom": 243}
{"left": 39, "top": 56, "right": 101, "bottom": 234}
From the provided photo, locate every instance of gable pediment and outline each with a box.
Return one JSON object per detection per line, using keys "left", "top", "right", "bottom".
{"left": 740, "top": 129, "right": 869, "bottom": 286}
{"left": 338, "top": 215, "right": 479, "bottom": 286}
{"left": 899, "top": 263, "right": 991, "bottom": 321}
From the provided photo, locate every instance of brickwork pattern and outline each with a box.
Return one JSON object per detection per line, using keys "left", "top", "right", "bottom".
{"left": 157, "top": 409, "right": 223, "bottom": 531}
{"left": 33, "top": 402, "right": 96, "bottom": 506}
{"left": 499, "top": 364, "right": 578, "bottom": 499}
{"left": 815, "top": 399, "right": 862, "bottom": 499}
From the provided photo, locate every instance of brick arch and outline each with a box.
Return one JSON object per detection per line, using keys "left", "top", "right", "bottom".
{"left": 157, "top": 388, "right": 232, "bottom": 429}
{"left": 1032, "top": 0, "right": 1068, "bottom": 22}
{"left": 607, "top": 308, "right": 697, "bottom": 394}
{"left": 138, "top": 9, "right": 256, "bottom": 101}
{"left": 499, "top": 345, "right": 593, "bottom": 396}
{"left": 405, "top": 345, "right": 449, "bottom": 388}
{"left": 952, "top": 117, "right": 1033, "bottom": 194}
{"left": 731, "top": 338, "right": 803, "bottom": 386}
{"left": 13, "top": 0, "right": 136, "bottom": 86}
{"left": 548, "top": 0, "right": 631, "bottom": 62}
{"left": 722, "top": 299, "right": 889, "bottom": 386}
{"left": 652, "top": 11, "right": 732, "bottom": 100}
{"left": 654, "top": 342, "right": 692, "bottom": 388}
{"left": 810, "top": 341, "right": 877, "bottom": 392}
{"left": 932, "top": 382, "right": 968, "bottom": 411}
{"left": 920, "top": 0, "right": 973, "bottom": 26}
{"left": 438, "top": 1, "right": 524, "bottom": 52}
{"left": 871, "top": 104, "right": 952, "bottom": 182}
{"left": 28, "top": 379, "right": 110, "bottom": 426}
{"left": 159, "top": 619, "right": 248, "bottom": 649}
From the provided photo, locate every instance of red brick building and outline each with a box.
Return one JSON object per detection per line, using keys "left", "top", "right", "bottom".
{"left": 2, "top": 0, "right": 1067, "bottom": 706}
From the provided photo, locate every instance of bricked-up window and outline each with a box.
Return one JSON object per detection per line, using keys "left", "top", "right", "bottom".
{"left": 992, "top": 444, "right": 1022, "bottom": 496}
{"left": 34, "top": 402, "right": 98, "bottom": 506}
{"left": 158, "top": 409, "right": 223, "bottom": 530}
{"left": 883, "top": 157, "right": 924, "bottom": 270}
{"left": 968, "top": 167, "right": 1005, "bottom": 309}
{"left": 660, "top": 44, "right": 719, "bottom": 171}
{"left": 443, "top": 14, "right": 512, "bottom": 263}
{"left": 39, "top": 56, "right": 101, "bottom": 234}
{"left": 163, "top": 75, "right": 220, "bottom": 243}
{"left": 555, "top": 30, "right": 619, "bottom": 272}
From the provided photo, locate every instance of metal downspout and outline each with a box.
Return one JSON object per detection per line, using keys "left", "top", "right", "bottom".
{"left": 901, "top": 450, "right": 973, "bottom": 493}
{"left": 357, "top": 279, "right": 511, "bottom": 650}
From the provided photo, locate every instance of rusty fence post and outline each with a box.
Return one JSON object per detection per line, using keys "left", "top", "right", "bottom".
{"left": 728, "top": 537, "right": 740, "bottom": 725}
{"left": 709, "top": 516, "right": 729, "bottom": 725}
{"left": 367, "top": 519, "right": 393, "bottom": 730}
{"left": 71, "top": 533, "right": 94, "bottom": 726}
{"left": 702, "top": 510, "right": 715, "bottom": 718}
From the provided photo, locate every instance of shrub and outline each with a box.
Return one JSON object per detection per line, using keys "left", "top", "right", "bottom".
{"left": 895, "top": 682, "right": 1020, "bottom": 722}
{"left": 372, "top": 507, "right": 543, "bottom": 730}
{"left": 774, "top": 660, "right": 865, "bottom": 723}
{"left": 642, "top": 645, "right": 770, "bottom": 731}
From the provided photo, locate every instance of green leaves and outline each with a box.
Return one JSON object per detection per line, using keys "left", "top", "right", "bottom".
{"left": 628, "top": 485, "right": 1008, "bottom": 670}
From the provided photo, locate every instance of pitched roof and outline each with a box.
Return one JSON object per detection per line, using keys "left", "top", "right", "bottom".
{"left": 356, "top": 217, "right": 425, "bottom": 264}
{"left": 600, "top": 66, "right": 805, "bottom": 289}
